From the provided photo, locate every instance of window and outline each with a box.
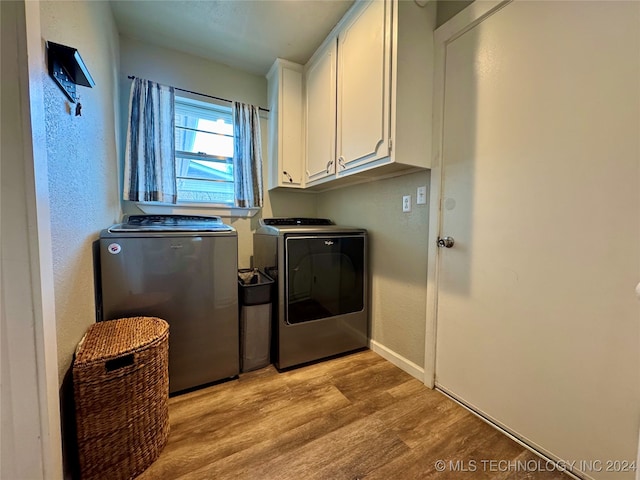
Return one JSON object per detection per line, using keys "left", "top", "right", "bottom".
{"left": 174, "top": 96, "right": 234, "bottom": 205}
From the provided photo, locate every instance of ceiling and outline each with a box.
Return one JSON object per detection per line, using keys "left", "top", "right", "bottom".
{"left": 109, "top": 0, "right": 355, "bottom": 76}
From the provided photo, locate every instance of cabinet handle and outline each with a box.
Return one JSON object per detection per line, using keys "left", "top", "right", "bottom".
{"left": 326, "top": 159, "right": 334, "bottom": 174}
{"left": 338, "top": 157, "right": 345, "bottom": 169}
{"left": 283, "top": 171, "right": 293, "bottom": 183}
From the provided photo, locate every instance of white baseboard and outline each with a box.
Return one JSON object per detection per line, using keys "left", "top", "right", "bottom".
{"left": 369, "top": 340, "right": 425, "bottom": 381}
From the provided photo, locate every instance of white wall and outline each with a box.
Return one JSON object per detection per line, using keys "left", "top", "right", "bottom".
{"left": 317, "top": 171, "right": 430, "bottom": 370}
{"left": 39, "top": 0, "right": 122, "bottom": 382}
{"left": 119, "top": 36, "right": 317, "bottom": 267}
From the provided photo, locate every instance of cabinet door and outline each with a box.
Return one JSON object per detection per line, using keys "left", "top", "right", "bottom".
{"left": 336, "top": 0, "right": 391, "bottom": 174}
{"left": 267, "top": 60, "right": 304, "bottom": 189}
{"left": 279, "top": 67, "right": 304, "bottom": 186}
{"left": 305, "top": 39, "right": 337, "bottom": 185}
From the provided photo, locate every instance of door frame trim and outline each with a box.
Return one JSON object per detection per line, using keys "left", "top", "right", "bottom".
{"left": 423, "top": 0, "right": 511, "bottom": 388}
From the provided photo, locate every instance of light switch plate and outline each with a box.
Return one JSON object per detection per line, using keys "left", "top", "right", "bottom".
{"left": 402, "top": 195, "right": 411, "bottom": 212}
{"left": 417, "top": 186, "right": 427, "bottom": 205}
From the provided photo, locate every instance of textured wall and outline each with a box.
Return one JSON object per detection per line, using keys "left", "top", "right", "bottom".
{"left": 317, "top": 171, "right": 430, "bottom": 367}
{"left": 118, "top": 36, "right": 317, "bottom": 268}
{"left": 40, "top": 1, "right": 121, "bottom": 382}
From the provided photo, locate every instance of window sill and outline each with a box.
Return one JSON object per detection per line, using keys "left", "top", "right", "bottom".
{"left": 135, "top": 202, "right": 260, "bottom": 218}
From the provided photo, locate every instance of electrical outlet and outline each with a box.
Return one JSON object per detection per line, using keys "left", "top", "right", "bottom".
{"left": 417, "top": 186, "right": 427, "bottom": 205}
{"left": 402, "top": 195, "right": 411, "bottom": 213}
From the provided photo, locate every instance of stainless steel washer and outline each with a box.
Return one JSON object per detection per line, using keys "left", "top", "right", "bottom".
{"left": 253, "top": 218, "right": 368, "bottom": 369}
{"left": 97, "top": 214, "right": 239, "bottom": 393}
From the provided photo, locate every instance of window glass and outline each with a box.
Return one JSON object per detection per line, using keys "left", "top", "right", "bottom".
{"left": 175, "top": 97, "right": 234, "bottom": 205}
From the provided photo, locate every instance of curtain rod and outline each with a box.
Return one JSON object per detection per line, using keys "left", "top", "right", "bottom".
{"left": 127, "top": 75, "right": 270, "bottom": 113}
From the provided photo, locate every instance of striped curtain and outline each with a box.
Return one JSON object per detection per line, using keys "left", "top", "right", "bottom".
{"left": 123, "top": 78, "right": 177, "bottom": 203}
{"left": 233, "top": 102, "right": 263, "bottom": 208}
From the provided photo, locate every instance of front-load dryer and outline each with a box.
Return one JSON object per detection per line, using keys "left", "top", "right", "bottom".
{"left": 253, "top": 218, "right": 368, "bottom": 369}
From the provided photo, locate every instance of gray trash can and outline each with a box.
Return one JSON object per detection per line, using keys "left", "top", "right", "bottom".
{"left": 238, "top": 269, "right": 274, "bottom": 372}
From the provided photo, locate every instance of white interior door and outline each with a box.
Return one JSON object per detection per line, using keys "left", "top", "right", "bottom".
{"left": 434, "top": 2, "right": 640, "bottom": 478}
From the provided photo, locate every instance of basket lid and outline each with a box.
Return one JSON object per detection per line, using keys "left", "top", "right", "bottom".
{"left": 75, "top": 317, "right": 168, "bottom": 365}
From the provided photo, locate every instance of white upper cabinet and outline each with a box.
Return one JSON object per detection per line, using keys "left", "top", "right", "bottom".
{"left": 306, "top": 0, "right": 436, "bottom": 189}
{"left": 388, "top": 0, "right": 436, "bottom": 176}
{"left": 305, "top": 39, "right": 337, "bottom": 185}
{"left": 266, "top": 59, "right": 304, "bottom": 189}
{"left": 271, "top": 0, "right": 436, "bottom": 191}
{"left": 336, "top": 0, "right": 391, "bottom": 175}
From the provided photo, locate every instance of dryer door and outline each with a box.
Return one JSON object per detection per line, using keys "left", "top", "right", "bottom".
{"left": 285, "top": 235, "right": 365, "bottom": 324}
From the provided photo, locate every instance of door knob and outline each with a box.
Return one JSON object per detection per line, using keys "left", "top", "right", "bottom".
{"left": 437, "top": 236, "right": 455, "bottom": 248}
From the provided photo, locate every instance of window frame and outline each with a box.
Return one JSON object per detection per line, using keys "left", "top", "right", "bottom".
{"left": 174, "top": 96, "right": 235, "bottom": 206}
{"left": 134, "top": 94, "right": 261, "bottom": 218}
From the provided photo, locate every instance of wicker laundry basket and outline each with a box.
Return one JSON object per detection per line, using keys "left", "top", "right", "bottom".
{"left": 73, "top": 317, "right": 170, "bottom": 480}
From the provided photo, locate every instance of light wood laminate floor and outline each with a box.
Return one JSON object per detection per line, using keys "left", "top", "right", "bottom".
{"left": 138, "top": 350, "right": 569, "bottom": 480}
